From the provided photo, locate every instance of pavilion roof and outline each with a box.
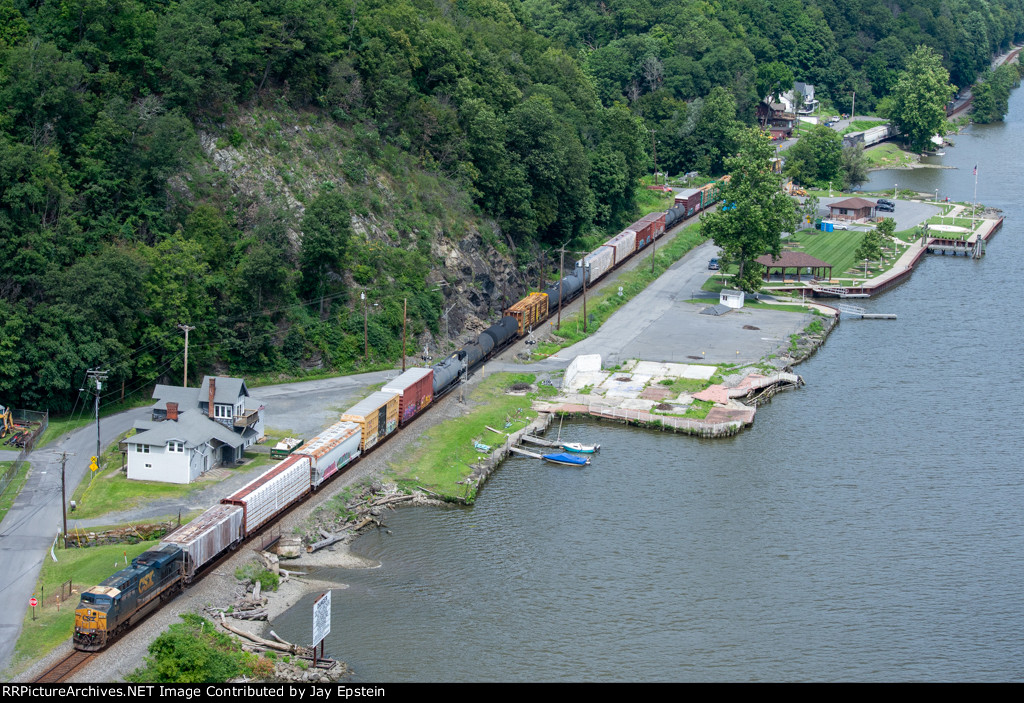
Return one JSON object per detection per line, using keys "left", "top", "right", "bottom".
{"left": 756, "top": 252, "right": 832, "bottom": 268}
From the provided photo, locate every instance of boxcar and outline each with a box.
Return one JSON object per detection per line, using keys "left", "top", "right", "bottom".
{"left": 161, "top": 503, "right": 245, "bottom": 581}
{"left": 222, "top": 454, "right": 312, "bottom": 535}
{"left": 581, "top": 247, "right": 614, "bottom": 284}
{"left": 295, "top": 420, "right": 362, "bottom": 487}
{"left": 675, "top": 188, "right": 703, "bottom": 216}
{"left": 340, "top": 391, "right": 400, "bottom": 451}
{"left": 382, "top": 368, "right": 434, "bottom": 426}
{"left": 603, "top": 230, "right": 636, "bottom": 266}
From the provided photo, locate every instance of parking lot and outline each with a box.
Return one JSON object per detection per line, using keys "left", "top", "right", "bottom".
{"left": 806, "top": 196, "right": 943, "bottom": 232}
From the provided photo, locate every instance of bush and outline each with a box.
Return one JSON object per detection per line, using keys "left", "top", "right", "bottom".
{"left": 126, "top": 614, "right": 254, "bottom": 683}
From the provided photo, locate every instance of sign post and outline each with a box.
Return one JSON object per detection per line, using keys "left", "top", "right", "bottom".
{"left": 312, "top": 590, "right": 331, "bottom": 666}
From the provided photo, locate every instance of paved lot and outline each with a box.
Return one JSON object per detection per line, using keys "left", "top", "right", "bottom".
{"left": 808, "top": 196, "right": 943, "bottom": 232}
{"left": 495, "top": 238, "right": 813, "bottom": 369}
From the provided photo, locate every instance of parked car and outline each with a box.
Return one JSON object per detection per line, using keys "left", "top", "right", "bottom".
{"left": 708, "top": 258, "right": 720, "bottom": 270}
{"left": 876, "top": 203, "right": 895, "bottom": 213}
{"left": 877, "top": 198, "right": 896, "bottom": 208}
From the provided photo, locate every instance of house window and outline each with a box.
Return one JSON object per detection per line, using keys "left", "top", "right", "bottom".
{"left": 168, "top": 441, "right": 184, "bottom": 453}
{"left": 215, "top": 404, "right": 232, "bottom": 419}
{"left": 136, "top": 444, "right": 150, "bottom": 453}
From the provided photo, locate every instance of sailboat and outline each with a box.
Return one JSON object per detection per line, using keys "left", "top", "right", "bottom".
{"left": 555, "top": 415, "right": 600, "bottom": 454}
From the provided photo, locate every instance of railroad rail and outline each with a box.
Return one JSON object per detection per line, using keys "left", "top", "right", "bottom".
{"left": 33, "top": 650, "right": 96, "bottom": 683}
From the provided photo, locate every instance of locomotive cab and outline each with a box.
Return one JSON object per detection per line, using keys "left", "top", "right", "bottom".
{"left": 74, "top": 588, "right": 116, "bottom": 651}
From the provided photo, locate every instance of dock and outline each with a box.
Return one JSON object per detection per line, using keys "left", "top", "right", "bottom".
{"left": 519, "top": 434, "right": 563, "bottom": 449}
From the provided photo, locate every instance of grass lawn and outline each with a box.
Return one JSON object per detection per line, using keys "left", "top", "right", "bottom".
{"left": 386, "top": 373, "right": 556, "bottom": 503}
{"left": 69, "top": 429, "right": 270, "bottom": 521}
{"left": 788, "top": 229, "right": 906, "bottom": 278}
{"left": 863, "top": 143, "right": 918, "bottom": 169}
{"left": 0, "top": 460, "right": 31, "bottom": 524}
{"left": 6, "top": 540, "right": 159, "bottom": 678}
{"left": 925, "top": 215, "right": 979, "bottom": 230}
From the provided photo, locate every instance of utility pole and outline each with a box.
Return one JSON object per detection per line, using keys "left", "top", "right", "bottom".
{"left": 85, "top": 369, "right": 108, "bottom": 470}
{"left": 60, "top": 452, "right": 69, "bottom": 548}
{"left": 402, "top": 298, "right": 407, "bottom": 372}
{"left": 361, "top": 292, "right": 368, "bottom": 360}
{"left": 177, "top": 324, "right": 195, "bottom": 387}
{"left": 582, "top": 262, "right": 588, "bottom": 333}
{"left": 556, "top": 244, "right": 567, "bottom": 330}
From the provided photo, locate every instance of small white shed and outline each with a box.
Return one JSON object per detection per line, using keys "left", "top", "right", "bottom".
{"left": 720, "top": 289, "right": 745, "bottom": 309}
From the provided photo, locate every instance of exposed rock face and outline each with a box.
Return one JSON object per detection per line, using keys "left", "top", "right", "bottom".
{"left": 191, "top": 110, "right": 532, "bottom": 350}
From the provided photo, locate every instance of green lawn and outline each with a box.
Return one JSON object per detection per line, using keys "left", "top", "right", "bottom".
{"left": 70, "top": 430, "right": 269, "bottom": 521}
{"left": 0, "top": 460, "right": 30, "bottom": 525}
{"left": 863, "top": 143, "right": 918, "bottom": 169}
{"left": 386, "top": 373, "right": 549, "bottom": 503}
{"left": 789, "top": 229, "right": 907, "bottom": 279}
{"left": 6, "top": 540, "right": 159, "bottom": 678}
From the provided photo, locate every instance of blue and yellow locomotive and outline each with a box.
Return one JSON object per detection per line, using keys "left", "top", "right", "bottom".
{"left": 73, "top": 545, "right": 184, "bottom": 651}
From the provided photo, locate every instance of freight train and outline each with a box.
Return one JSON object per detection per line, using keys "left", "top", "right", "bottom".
{"left": 73, "top": 177, "right": 729, "bottom": 651}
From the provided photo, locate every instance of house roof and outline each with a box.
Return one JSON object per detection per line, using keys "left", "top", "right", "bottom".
{"left": 756, "top": 252, "right": 833, "bottom": 268}
{"left": 151, "top": 384, "right": 201, "bottom": 410}
{"left": 829, "top": 197, "right": 877, "bottom": 210}
{"left": 132, "top": 409, "right": 245, "bottom": 449}
{"left": 198, "top": 376, "right": 248, "bottom": 404}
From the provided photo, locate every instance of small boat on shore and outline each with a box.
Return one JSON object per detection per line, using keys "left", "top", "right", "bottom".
{"left": 542, "top": 452, "right": 590, "bottom": 467}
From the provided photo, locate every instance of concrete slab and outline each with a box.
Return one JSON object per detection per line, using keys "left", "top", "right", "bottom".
{"left": 618, "top": 398, "right": 658, "bottom": 411}
{"left": 565, "top": 371, "right": 609, "bottom": 393}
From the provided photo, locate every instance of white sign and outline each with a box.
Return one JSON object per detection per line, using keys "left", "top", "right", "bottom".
{"left": 312, "top": 590, "right": 331, "bottom": 646}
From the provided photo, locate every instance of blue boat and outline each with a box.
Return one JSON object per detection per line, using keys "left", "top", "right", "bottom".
{"left": 542, "top": 452, "right": 590, "bottom": 467}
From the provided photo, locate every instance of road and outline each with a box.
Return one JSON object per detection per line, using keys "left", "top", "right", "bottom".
{"left": 0, "top": 213, "right": 823, "bottom": 676}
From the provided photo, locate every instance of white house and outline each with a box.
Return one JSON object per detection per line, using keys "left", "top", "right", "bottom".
{"left": 781, "top": 82, "right": 820, "bottom": 115}
{"left": 126, "top": 376, "right": 265, "bottom": 484}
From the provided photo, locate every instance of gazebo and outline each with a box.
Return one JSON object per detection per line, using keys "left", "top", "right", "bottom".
{"left": 756, "top": 252, "right": 833, "bottom": 283}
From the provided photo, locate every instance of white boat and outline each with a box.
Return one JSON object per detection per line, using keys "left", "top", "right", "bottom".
{"left": 561, "top": 442, "right": 600, "bottom": 454}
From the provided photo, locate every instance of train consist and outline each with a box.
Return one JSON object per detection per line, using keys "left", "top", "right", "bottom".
{"left": 73, "top": 177, "right": 729, "bottom": 652}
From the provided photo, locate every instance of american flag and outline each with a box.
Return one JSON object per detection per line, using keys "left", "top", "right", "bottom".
{"left": 973, "top": 164, "right": 978, "bottom": 176}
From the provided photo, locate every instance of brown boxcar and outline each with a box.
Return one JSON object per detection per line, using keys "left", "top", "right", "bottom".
{"left": 382, "top": 367, "right": 434, "bottom": 426}
{"left": 633, "top": 212, "right": 666, "bottom": 249}
{"left": 505, "top": 292, "right": 549, "bottom": 336}
{"left": 675, "top": 188, "right": 703, "bottom": 216}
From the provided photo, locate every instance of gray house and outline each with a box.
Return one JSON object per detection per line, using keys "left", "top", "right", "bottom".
{"left": 126, "top": 376, "right": 265, "bottom": 484}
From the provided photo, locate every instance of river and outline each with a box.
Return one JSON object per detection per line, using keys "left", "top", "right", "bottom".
{"left": 272, "top": 93, "right": 1024, "bottom": 682}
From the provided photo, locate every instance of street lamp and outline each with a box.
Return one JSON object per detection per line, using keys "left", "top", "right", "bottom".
{"left": 934, "top": 189, "right": 938, "bottom": 203}
{"left": 894, "top": 183, "right": 898, "bottom": 198}
{"left": 829, "top": 181, "right": 832, "bottom": 197}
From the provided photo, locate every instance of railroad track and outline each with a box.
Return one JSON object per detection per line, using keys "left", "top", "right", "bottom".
{"left": 34, "top": 650, "right": 96, "bottom": 683}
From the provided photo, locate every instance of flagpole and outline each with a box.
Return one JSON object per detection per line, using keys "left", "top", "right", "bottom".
{"left": 972, "top": 164, "right": 978, "bottom": 234}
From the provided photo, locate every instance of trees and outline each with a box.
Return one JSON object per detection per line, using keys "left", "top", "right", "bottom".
{"left": 300, "top": 190, "right": 352, "bottom": 316}
{"left": 700, "top": 128, "right": 799, "bottom": 293}
{"left": 887, "top": 46, "right": 955, "bottom": 153}
{"left": 783, "top": 124, "right": 842, "bottom": 188}
{"left": 840, "top": 144, "right": 869, "bottom": 189}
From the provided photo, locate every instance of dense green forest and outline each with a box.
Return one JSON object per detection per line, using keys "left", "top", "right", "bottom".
{"left": 1, "top": 0, "right": 1022, "bottom": 412}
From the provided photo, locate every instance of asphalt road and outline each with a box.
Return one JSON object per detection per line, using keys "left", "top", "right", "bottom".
{"left": 0, "top": 216, "right": 840, "bottom": 674}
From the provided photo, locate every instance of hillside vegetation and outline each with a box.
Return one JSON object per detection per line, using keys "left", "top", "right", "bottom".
{"left": 1, "top": 0, "right": 1021, "bottom": 412}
